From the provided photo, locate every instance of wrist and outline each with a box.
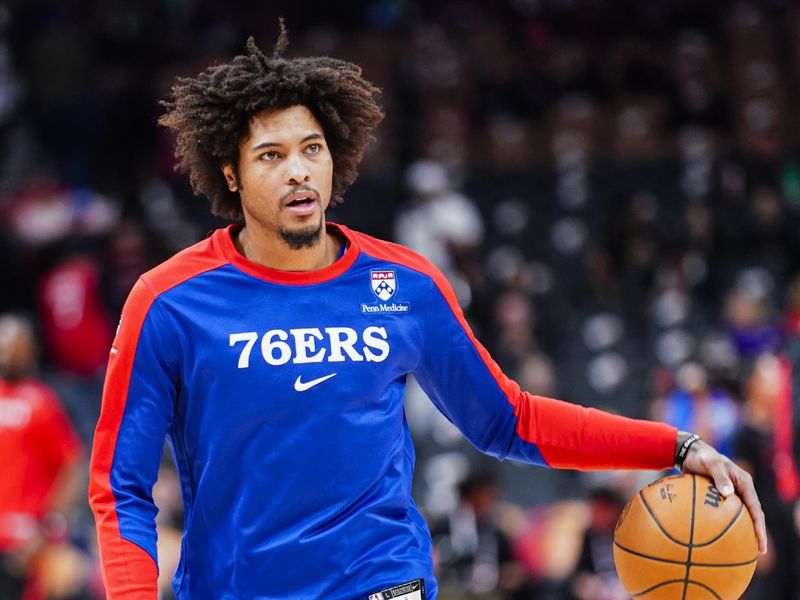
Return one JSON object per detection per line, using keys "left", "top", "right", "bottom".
{"left": 674, "top": 431, "right": 702, "bottom": 471}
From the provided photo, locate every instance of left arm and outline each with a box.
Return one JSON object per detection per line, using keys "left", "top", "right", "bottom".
{"left": 409, "top": 259, "right": 768, "bottom": 550}
{"left": 413, "top": 268, "right": 677, "bottom": 470}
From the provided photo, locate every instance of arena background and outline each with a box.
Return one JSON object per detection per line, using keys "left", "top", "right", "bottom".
{"left": 1, "top": 0, "right": 799, "bottom": 598}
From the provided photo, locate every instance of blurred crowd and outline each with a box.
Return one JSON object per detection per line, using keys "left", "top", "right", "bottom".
{"left": 2, "top": 0, "right": 800, "bottom": 598}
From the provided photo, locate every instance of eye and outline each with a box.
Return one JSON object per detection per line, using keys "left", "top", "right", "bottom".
{"left": 260, "top": 151, "right": 281, "bottom": 161}
{"left": 305, "top": 143, "right": 321, "bottom": 154}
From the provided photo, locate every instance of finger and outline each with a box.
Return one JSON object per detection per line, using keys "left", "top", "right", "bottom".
{"left": 708, "top": 462, "right": 768, "bottom": 554}
{"left": 729, "top": 467, "right": 769, "bottom": 555}
{"left": 707, "top": 460, "right": 734, "bottom": 497}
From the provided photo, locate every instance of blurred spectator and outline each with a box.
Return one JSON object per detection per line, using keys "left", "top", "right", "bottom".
{"left": 102, "top": 220, "right": 151, "bottom": 316}
{"left": 489, "top": 290, "right": 537, "bottom": 372}
{"left": 6, "top": 175, "right": 117, "bottom": 249}
{"left": 732, "top": 353, "right": 800, "bottom": 600}
{"left": 431, "top": 471, "right": 525, "bottom": 598}
{"left": 0, "top": 314, "right": 84, "bottom": 600}
{"left": 395, "top": 159, "right": 484, "bottom": 305}
{"left": 37, "top": 252, "right": 114, "bottom": 380}
{"left": 568, "top": 487, "right": 628, "bottom": 600}
{"left": 784, "top": 274, "right": 800, "bottom": 335}
{"left": 36, "top": 246, "right": 115, "bottom": 446}
{"left": 511, "top": 500, "right": 588, "bottom": 600}
{"left": 723, "top": 285, "right": 781, "bottom": 359}
{"left": 516, "top": 352, "right": 557, "bottom": 398}
{"left": 657, "top": 361, "right": 740, "bottom": 457}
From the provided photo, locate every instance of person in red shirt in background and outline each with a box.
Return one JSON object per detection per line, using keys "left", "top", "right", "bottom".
{"left": 37, "top": 256, "right": 113, "bottom": 379}
{"left": 36, "top": 246, "right": 116, "bottom": 445}
{"left": 0, "top": 314, "right": 83, "bottom": 600}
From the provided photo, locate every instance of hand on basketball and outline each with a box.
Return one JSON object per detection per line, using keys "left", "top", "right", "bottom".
{"left": 681, "top": 439, "right": 768, "bottom": 554}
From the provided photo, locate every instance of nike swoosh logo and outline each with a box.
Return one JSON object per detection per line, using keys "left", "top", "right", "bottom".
{"left": 294, "top": 373, "right": 337, "bottom": 392}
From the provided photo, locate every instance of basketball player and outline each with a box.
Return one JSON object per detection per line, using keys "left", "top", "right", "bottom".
{"left": 89, "top": 30, "right": 767, "bottom": 599}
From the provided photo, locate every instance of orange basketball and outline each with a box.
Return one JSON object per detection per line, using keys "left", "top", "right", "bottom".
{"left": 613, "top": 473, "right": 758, "bottom": 599}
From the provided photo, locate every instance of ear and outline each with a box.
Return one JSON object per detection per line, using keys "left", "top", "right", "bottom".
{"left": 221, "top": 164, "right": 238, "bottom": 192}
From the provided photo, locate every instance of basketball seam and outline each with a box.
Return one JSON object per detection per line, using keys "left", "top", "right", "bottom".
{"left": 692, "top": 502, "right": 744, "bottom": 548}
{"left": 682, "top": 474, "right": 697, "bottom": 600}
{"left": 686, "top": 579, "right": 723, "bottom": 600}
{"left": 635, "top": 486, "right": 748, "bottom": 550}
{"left": 631, "top": 579, "right": 723, "bottom": 600}
{"left": 614, "top": 540, "right": 759, "bottom": 567}
{"left": 638, "top": 490, "right": 688, "bottom": 546}
{"left": 631, "top": 578, "right": 723, "bottom": 599}
{"left": 631, "top": 578, "right": 685, "bottom": 597}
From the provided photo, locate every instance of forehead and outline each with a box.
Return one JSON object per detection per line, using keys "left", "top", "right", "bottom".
{"left": 245, "top": 105, "right": 324, "bottom": 144}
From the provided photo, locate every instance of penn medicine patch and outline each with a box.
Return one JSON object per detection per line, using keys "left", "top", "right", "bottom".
{"left": 370, "top": 269, "right": 397, "bottom": 301}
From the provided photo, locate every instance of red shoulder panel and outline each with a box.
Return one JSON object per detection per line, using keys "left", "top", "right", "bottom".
{"left": 139, "top": 231, "right": 229, "bottom": 297}
{"left": 346, "top": 228, "right": 437, "bottom": 277}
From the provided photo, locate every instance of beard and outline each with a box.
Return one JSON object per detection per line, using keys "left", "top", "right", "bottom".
{"left": 278, "top": 216, "right": 324, "bottom": 250}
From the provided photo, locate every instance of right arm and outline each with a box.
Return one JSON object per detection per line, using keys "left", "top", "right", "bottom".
{"left": 89, "top": 279, "right": 178, "bottom": 599}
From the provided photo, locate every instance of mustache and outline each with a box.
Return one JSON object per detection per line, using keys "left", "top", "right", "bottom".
{"left": 280, "top": 185, "right": 320, "bottom": 203}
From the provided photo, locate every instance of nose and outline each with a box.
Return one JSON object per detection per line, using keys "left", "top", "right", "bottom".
{"left": 285, "top": 155, "right": 310, "bottom": 185}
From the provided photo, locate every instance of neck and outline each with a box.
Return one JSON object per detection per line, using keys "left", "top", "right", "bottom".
{"left": 235, "top": 222, "right": 340, "bottom": 272}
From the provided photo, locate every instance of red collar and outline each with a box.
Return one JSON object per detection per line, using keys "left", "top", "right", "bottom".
{"left": 217, "top": 222, "right": 359, "bottom": 285}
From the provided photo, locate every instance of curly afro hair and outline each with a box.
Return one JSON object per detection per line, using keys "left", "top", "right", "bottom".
{"left": 158, "top": 24, "right": 384, "bottom": 220}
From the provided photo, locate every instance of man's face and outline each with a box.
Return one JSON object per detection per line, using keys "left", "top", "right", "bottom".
{"left": 222, "top": 105, "right": 333, "bottom": 249}
{"left": 0, "top": 317, "right": 35, "bottom": 379}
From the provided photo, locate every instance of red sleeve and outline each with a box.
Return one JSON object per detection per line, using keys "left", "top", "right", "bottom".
{"left": 516, "top": 393, "right": 677, "bottom": 470}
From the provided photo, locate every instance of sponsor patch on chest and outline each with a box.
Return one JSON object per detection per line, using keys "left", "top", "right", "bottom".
{"left": 365, "top": 269, "right": 410, "bottom": 314}
{"left": 371, "top": 269, "right": 397, "bottom": 301}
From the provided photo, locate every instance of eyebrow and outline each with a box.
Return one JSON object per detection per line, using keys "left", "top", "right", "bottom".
{"left": 251, "top": 133, "right": 324, "bottom": 152}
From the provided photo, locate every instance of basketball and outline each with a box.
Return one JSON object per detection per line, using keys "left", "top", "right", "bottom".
{"left": 613, "top": 473, "right": 758, "bottom": 599}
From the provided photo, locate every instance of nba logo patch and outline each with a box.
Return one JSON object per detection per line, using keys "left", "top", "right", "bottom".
{"left": 370, "top": 269, "right": 397, "bottom": 301}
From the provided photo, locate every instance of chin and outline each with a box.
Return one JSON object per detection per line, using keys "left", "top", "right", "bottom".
{"left": 279, "top": 220, "right": 324, "bottom": 250}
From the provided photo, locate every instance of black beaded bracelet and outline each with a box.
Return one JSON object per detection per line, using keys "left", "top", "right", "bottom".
{"left": 674, "top": 433, "right": 702, "bottom": 471}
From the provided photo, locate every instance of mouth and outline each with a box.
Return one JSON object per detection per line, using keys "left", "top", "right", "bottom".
{"left": 284, "top": 190, "right": 319, "bottom": 215}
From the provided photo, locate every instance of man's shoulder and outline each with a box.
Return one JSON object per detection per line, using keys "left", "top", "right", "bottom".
{"left": 348, "top": 227, "right": 439, "bottom": 279}
{"left": 139, "top": 229, "right": 230, "bottom": 298}
{"left": 346, "top": 227, "right": 462, "bottom": 309}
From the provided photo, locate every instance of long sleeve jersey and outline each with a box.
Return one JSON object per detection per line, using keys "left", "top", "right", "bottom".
{"left": 89, "top": 223, "right": 677, "bottom": 599}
